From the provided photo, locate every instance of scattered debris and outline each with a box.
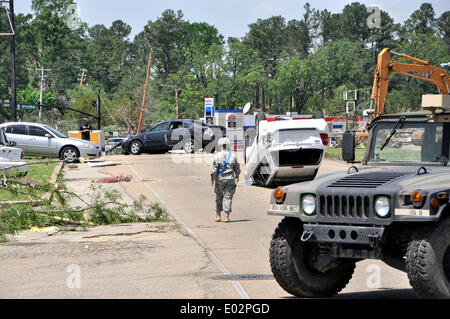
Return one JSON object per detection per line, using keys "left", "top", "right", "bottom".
{"left": 140, "top": 178, "right": 157, "bottom": 183}
{"left": 91, "top": 175, "right": 132, "bottom": 183}
{"left": 67, "top": 164, "right": 78, "bottom": 169}
{"left": 30, "top": 226, "right": 59, "bottom": 234}
{"left": 88, "top": 161, "right": 117, "bottom": 167}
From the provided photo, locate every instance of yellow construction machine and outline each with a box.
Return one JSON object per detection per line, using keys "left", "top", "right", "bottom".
{"left": 368, "top": 48, "right": 450, "bottom": 121}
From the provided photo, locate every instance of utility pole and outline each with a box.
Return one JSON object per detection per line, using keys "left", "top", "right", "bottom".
{"left": 175, "top": 88, "right": 180, "bottom": 119}
{"left": 9, "top": 0, "right": 16, "bottom": 121}
{"left": 97, "top": 89, "right": 101, "bottom": 129}
{"left": 4, "top": 0, "right": 17, "bottom": 121}
{"left": 137, "top": 51, "right": 152, "bottom": 134}
{"left": 36, "top": 68, "right": 50, "bottom": 119}
{"left": 79, "top": 68, "right": 87, "bottom": 86}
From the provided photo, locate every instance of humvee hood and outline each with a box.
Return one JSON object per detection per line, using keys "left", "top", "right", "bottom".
{"left": 284, "top": 165, "right": 450, "bottom": 193}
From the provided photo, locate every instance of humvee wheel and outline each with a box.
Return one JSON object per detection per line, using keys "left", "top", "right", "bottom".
{"left": 269, "top": 217, "right": 356, "bottom": 298}
{"left": 405, "top": 217, "right": 450, "bottom": 299}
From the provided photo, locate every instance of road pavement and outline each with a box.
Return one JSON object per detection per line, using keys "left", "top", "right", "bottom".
{"left": 0, "top": 153, "right": 415, "bottom": 299}
{"left": 103, "top": 153, "right": 415, "bottom": 299}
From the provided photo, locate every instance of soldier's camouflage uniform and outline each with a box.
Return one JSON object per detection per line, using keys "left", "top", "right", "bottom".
{"left": 211, "top": 150, "right": 241, "bottom": 213}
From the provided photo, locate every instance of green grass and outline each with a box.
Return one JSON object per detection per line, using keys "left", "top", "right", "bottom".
{"left": 0, "top": 158, "right": 59, "bottom": 201}
{"left": 325, "top": 147, "right": 367, "bottom": 162}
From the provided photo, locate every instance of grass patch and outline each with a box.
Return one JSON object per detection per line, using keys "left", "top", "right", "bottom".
{"left": 0, "top": 157, "right": 170, "bottom": 242}
{"left": 0, "top": 158, "right": 58, "bottom": 201}
{"left": 325, "top": 147, "right": 366, "bottom": 162}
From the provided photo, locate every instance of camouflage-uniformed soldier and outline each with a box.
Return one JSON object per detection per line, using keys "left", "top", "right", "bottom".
{"left": 211, "top": 138, "right": 240, "bottom": 222}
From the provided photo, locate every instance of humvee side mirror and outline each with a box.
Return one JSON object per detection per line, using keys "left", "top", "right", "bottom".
{"left": 342, "top": 131, "right": 355, "bottom": 163}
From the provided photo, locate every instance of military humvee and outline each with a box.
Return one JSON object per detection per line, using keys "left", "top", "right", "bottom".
{"left": 268, "top": 95, "right": 450, "bottom": 298}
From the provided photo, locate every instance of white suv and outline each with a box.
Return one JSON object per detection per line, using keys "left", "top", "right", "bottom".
{"left": 244, "top": 117, "right": 329, "bottom": 186}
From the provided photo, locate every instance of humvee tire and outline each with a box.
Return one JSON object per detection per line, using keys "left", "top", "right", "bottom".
{"left": 269, "top": 217, "right": 356, "bottom": 298}
{"left": 405, "top": 217, "right": 450, "bottom": 299}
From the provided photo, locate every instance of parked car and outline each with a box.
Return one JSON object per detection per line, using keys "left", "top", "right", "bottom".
{"left": 0, "top": 128, "right": 28, "bottom": 175}
{"left": 0, "top": 122, "right": 101, "bottom": 162}
{"left": 244, "top": 115, "right": 329, "bottom": 186}
{"left": 122, "top": 119, "right": 227, "bottom": 155}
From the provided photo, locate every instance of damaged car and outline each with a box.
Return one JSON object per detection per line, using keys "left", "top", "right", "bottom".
{"left": 0, "top": 128, "right": 28, "bottom": 175}
{"left": 244, "top": 114, "right": 329, "bottom": 186}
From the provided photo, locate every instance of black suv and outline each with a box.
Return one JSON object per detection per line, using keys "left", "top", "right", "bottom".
{"left": 122, "top": 119, "right": 226, "bottom": 155}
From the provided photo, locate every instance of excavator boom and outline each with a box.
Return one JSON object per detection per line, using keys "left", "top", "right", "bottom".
{"left": 369, "top": 48, "right": 450, "bottom": 119}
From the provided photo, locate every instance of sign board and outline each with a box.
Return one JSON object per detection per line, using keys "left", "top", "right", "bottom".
{"left": 21, "top": 105, "right": 36, "bottom": 110}
{"left": 204, "top": 98, "right": 215, "bottom": 122}
{"left": 227, "top": 114, "right": 237, "bottom": 128}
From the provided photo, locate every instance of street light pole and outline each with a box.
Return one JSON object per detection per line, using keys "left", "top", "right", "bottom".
{"left": 9, "top": 0, "right": 16, "bottom": 121}
{"left": 137, "top": 52, "right": 152, "bottom": 134}
{"left": 97, "top": 89, "right": 101, "bottom": 129}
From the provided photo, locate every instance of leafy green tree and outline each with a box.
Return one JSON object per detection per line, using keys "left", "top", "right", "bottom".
{"left": 316, "top": 9, "right": 343, "bottom": 44}
{"left": 85, "top": 20, "right": 133, "bottom": 94}
{"left": 134, "top": 9, "right": 189, "bottom": 84}
{"left": 404, "top": 3, "right": 436, "bottom": 35}
{"left": 24, "top": 0, "right": 88, "bottom": 94}
{"left": 17, "top": 85, "right": 56, "bottom": 105}
{"left": 340, "top": 2, "right": 370, "bottom": 43}
{"left": 436, "top": 11, "right": 450, "bottom": 47}
{"left": 224, "top": 37, "right": 263, "bottom": 108}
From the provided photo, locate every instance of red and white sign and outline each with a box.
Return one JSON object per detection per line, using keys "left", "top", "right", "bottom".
{"left": 204, "top": 98, "right": 214, "bottom": 107}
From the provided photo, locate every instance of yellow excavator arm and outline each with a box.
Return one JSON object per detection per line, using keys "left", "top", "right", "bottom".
{"left": 369, "top": 48, "right": 450, "bottom": 119}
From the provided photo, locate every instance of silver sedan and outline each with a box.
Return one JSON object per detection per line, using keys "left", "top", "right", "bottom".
{"left": 0, "top": 122, "right": 101, "bottom": 162}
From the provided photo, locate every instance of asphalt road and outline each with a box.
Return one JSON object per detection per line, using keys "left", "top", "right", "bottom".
{"left": 103, "top": 152, "right": 415, "bottom": 299}
{"left": 0, "top": 152, "right": 415, "bottom": 299}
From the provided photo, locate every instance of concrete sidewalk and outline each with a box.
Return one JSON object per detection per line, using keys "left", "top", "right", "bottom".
{"left": 0, "top": 161, "right": 239, "bottom": 299}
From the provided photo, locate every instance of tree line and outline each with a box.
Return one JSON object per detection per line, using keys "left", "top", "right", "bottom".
{"left": 0, "top": 0, "right": 448, "bottom": 132}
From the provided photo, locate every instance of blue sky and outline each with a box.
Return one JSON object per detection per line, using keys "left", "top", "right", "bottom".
{"left": 14, "top": 0, "right": 449, "bottom": 40}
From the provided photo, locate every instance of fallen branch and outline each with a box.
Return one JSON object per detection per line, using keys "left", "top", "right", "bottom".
{"left": 17, "top": 201, "right": 117, "bottom": 215}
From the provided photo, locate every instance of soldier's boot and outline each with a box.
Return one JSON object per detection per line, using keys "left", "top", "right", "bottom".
{"left": 216, "top": 211, "right": 221, "bottom": 222}
{"left": 224, "top": 212, "right": 230, "bottom": 223}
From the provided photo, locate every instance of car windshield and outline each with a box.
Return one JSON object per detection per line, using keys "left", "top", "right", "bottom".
{"left": 368, "top": 122, "right": 447, "bottom": 165}
{"left": 41, "top": 124, "right": 67, "bottom": 138}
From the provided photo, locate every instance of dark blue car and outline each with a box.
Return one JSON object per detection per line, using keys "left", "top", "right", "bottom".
{"left": 122, "top": 119, "right": 226, "bottom": 155}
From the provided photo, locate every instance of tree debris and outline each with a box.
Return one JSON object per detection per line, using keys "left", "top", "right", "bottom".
{"left": 91, "top": 175, "right": 132, "bottom": 183}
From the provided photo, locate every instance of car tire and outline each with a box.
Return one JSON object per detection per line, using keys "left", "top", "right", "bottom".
{"left": 60, "top": 146, "right": 79, "bottom": 163}
{"left": 405, "top": 217, "right": 450, "bottom": 299}
{"left": 270, "top": 217, "right": 356, "bottom": 298}
{"left": 129, "top": 140, "right": 143, "bottom": 155}
{"left": 183, "top": 139, "right": 195, "bottom": 153}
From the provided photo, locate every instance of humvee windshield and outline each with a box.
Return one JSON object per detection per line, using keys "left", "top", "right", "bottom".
{"left": 368, "top": 122, "right": 448, "bottom": 165}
